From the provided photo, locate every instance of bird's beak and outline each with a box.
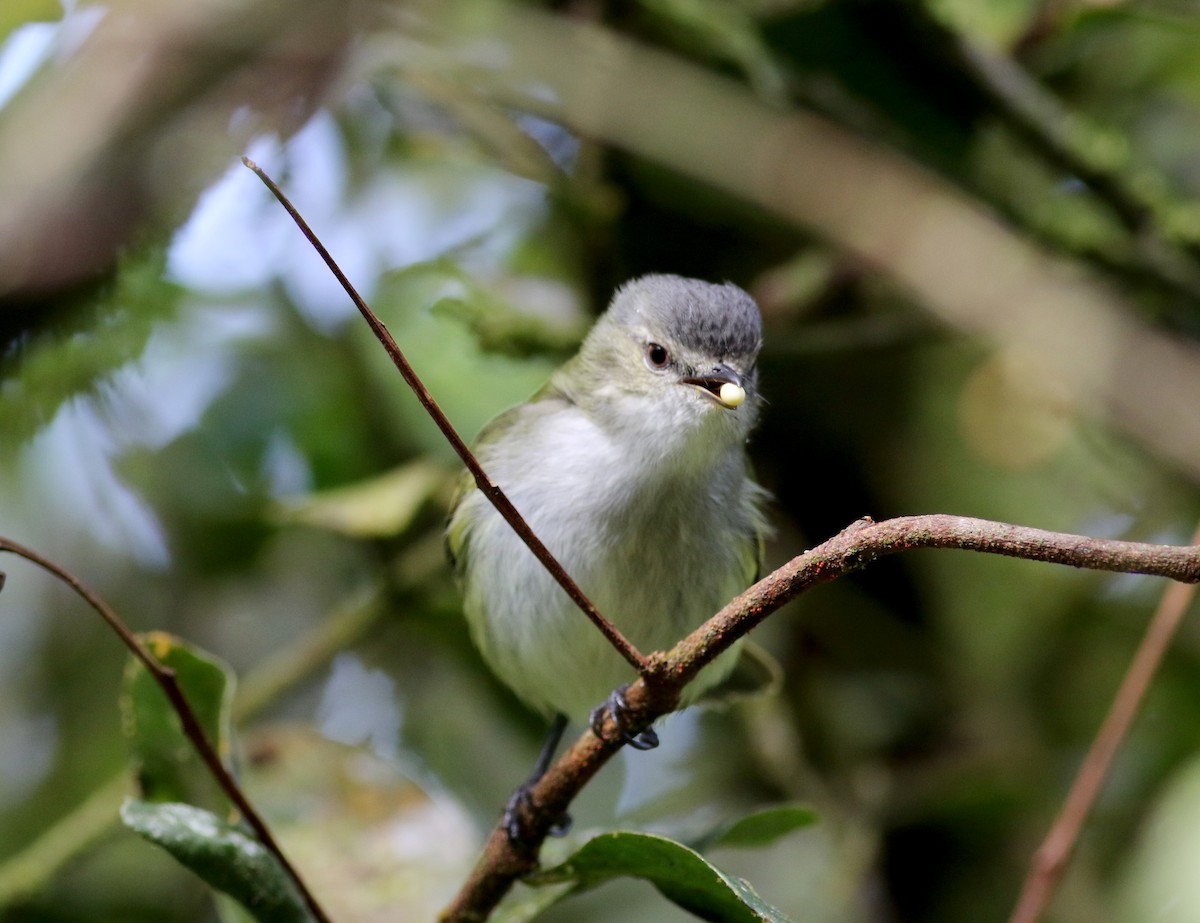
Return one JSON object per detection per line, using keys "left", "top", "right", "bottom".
{"left": 681, "top": 364, "right": 747, "bottom": 409}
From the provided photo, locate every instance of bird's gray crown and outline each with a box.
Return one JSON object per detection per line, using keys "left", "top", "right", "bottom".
{"left": 608, "top": 274, "right": 762, "bottom": 359}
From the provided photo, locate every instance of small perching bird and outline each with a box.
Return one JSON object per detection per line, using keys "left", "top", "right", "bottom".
{"left": 447, "top": 274, "right": 769, "bottom": 776}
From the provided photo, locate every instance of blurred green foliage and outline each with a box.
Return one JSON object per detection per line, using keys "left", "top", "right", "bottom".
{"left": 3, "top": 1, "right": 1200, "bottom": 922}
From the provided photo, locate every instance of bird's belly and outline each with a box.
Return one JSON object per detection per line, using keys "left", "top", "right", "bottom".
{"left": 462, "top": 477, "right": 746, "bottom": 720}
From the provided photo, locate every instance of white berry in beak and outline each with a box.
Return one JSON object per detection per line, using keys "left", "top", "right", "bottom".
{"left": 718, "top": 382, "right": 746, "bottom": 408}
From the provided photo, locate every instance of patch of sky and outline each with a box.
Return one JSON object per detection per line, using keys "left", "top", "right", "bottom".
{"left": 0, "top": 1, "right": 106, "bottom": 110}
{"left": 318, "top": 653, "right": 402, "bottom": 761}
{"left": 20, "top": 400, "right": 171, "bottom": 567}
{"left": 168, "top": 108, "right": 549, "bottom": 333}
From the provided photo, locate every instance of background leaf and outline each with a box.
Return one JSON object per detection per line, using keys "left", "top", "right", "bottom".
{"left": 272, "top": 460, "right": 450, "bottom": 539}
{"left": 120, "top": 632, "right": 236, "bottom": 809}
{"left": 0, "top": 0, "right": 60, "bottom": 49}
{"left": 120, "top": 799, "right": 310, "bottom": 923}
{"left": 532, "top": 831, "right": 795, "bottom": 923}
{"left": 701, "top": 804, "right": 820, "bottom": 851}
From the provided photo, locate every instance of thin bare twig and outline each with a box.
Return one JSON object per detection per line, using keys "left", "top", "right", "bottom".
{"left": 1006, "top": 519, "right": 1200, "bottom": 923}
{"left": 241, "top": 156, "right": 647, "bottom": 675}
{"left": 439, "top": 514, "right": 1200, "bottom": 922}
{"left": 0, "top": 538, "right": 331, "bottom": 923}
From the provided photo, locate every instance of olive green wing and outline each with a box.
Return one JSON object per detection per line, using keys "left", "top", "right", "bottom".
{"left": 444, "top": 384, "right": 576, "bottom": 574}
{"left": 742, "top": 461, "right": 773, "bottom": 585}
{"left": 700, "top": 470, "right": 778, "bottom": 705}
{"left": 444, "top": 467, "right": 476, "bottom": 576}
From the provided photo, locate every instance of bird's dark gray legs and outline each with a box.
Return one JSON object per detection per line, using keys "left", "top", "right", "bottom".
{"left": 503, "top": 689, "right": 661, "bottom": 844}
{"left": 503, "top": 713, "right": 572, "bottom": 842}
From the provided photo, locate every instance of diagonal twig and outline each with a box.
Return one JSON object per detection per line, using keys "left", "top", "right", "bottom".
{"left": 241, "top": 156, "right": 647, "bottom": 675}
{"left": 1006, "top": 519, "right": 1200, "bottom": 923}
{"left": 0, "top": 538, "right": 331, "bottom": 923}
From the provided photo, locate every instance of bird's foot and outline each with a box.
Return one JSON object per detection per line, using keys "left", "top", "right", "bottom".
{"left": 502, "top": 784, "right": 572, "bottom": 844}
{"left": 589, "top": 685, "right": 659, "bottom": 750}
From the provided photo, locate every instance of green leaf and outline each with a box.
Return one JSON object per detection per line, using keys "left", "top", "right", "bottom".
{"left": 702, "top": 804, "right": 820, "bottom": 850}
{"left": 530, "top": 831, "right": 795, "bottom": 923}
{"left": 273, "top": 460, "right": 450, "bottom": 538}
{"left": 120, "top": 632, "right": 236, "bottom": 808}
{"left": 0, "top": 0, "right": 60, "bottom": 46}
{"left": 380, "top": 256, "right": 585, "bottom": 360}
{"left": 120, "top": 799, "right": 311, "bottom": 923}
{"left": 430, "top": 294, "right": 584, "bottom": 360}
{"left": 0, "top": 245, "right": 184, "bottom": 443}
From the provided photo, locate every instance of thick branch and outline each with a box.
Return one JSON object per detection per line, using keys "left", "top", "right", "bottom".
{"left": 440, "top": 514, "right": 1200, "bottom": 922}
{"left": 242, "top": 157, "right": 647, "bottom": 675}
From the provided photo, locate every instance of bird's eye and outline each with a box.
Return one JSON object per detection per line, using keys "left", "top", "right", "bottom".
{"left": 644, "top": 342, "right": 670, "bottom": 370}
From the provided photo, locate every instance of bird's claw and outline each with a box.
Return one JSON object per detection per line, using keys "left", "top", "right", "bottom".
{"left": 502, "top": 784, "right": 572, "bottom": 844}
{"left": 589, "top": 685, "right": 659, "bottom": 750}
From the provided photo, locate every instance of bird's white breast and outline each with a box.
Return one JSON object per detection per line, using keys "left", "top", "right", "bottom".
{"left": 457, "top": 396, "right": 756, "bottom": 720}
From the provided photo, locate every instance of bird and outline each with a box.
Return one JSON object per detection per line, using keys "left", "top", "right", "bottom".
{"left": 446, "top": 273, "right": 769, "bottom": 820}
